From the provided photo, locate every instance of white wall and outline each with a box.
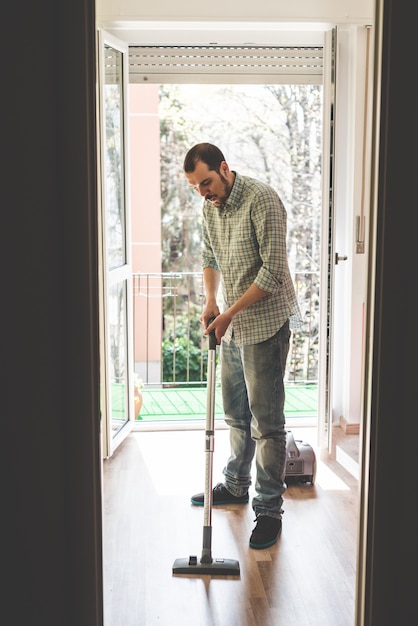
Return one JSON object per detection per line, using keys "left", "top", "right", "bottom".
{"left": 96, "top": 1, "right": 374, "bottom": 47}
{"left": 96, "top": 0, "right": 374, "bottom": 26}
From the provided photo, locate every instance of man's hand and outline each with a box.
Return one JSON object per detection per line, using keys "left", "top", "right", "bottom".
{"left": 204, "top": 311, "right": 233, "bottom": 344}
{"left": 200, "top": 305, "right": 220, "bottom": 329}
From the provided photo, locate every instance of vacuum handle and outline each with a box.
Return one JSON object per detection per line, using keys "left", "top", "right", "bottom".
{"left": 208, "top": 317, "right": 217, "bottom": 351}
{"left": 286, "top": 430, "right": 300, "bottom": 458}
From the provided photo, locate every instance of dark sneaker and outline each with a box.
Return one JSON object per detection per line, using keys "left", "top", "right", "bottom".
{"left": 191, "top": 482, "right": 249, "bottom": 506}
{"left": 249, "top": 515, "right": 282, "bottom": 549}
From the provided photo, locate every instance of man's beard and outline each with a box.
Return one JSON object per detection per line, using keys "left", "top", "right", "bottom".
{"left": 206, "top": 172, "right": 232, "bottom": 206}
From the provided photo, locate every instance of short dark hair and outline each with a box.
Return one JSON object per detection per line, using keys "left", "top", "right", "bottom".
{"left": 183, "top": 143, "right": 226, "bottom": 174}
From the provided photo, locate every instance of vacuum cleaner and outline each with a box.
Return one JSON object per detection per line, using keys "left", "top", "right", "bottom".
{"left": 172, "top": 322, "right": 240, "bottom": 576}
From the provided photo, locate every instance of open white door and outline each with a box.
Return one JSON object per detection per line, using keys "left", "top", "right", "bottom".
{"left": 317, "top": 28, "right": 337, "bottom": 452}
{"left": 97, "top": 29, "right": 135, "bottom": 457}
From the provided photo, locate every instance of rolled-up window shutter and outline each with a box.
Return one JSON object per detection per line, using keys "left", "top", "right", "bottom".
{"left": 128, "top": 45, "right": 323, "bottom": 84}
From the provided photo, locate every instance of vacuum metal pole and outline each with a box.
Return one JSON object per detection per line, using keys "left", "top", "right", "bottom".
{"left": 201, "top": 332, "right": 216, "bottom": 563}
{"left": 172, "top": 325, "right": 240, "bottom": 576}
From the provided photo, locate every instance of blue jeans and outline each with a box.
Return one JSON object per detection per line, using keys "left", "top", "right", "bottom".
{"left": 220, "top": 320, "right": 290, "bottom": 519}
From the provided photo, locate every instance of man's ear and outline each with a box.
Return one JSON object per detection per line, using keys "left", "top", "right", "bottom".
{"left": 221, "top": 161, "right": 229, "bottom": 176}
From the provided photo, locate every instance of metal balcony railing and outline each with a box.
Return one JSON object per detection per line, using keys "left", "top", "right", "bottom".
{"left": 133, "top": 271, "right": 319, "bottom": 389}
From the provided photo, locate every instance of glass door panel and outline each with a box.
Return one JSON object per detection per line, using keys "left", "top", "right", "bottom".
{"left": 109, "top": 280, "right": 129, "bottom": 433}
{"left": 98, "top": 31, "right": 134, "bottom": 457}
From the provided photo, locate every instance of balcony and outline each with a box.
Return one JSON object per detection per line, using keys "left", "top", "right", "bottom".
{"left": 132, "top": 271, "right": 319, "bottom": 426}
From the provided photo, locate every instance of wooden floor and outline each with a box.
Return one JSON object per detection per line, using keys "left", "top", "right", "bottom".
{"left": 102, "top": 426, "right": 360, "bottom": 626}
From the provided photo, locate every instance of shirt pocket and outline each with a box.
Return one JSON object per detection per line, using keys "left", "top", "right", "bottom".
{"left": 238, "top": 215, "right": 254, "bottom": 241}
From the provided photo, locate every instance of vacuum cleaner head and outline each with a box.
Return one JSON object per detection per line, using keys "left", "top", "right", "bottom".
{"left": 172, "top": 555, "right": 240, "bottom": 576}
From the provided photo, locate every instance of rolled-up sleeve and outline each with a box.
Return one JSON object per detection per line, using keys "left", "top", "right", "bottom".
{"left": 201, "top": 219, "right": 219, "bottom": 271}
{"left": 252, "top": 187, "right": 288, "bottom": 294}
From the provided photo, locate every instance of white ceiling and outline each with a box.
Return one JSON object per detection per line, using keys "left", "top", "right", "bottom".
{"left": 102, "top": 20, "right": 330, "bottom": 47}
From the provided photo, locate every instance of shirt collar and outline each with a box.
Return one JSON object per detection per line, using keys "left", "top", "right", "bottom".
{"left": 221, "top": 171, "right": 243, "bottom": 212}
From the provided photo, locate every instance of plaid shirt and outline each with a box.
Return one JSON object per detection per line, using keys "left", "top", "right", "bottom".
{"left": 201, "top": 172, "right": 303, "bottom": 345}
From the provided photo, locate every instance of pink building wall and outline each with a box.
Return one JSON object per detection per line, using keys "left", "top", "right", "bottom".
{"left": 129, "top": 83, "right": 162, "bottom": 382}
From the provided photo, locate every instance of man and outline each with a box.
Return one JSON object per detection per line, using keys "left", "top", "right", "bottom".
{"left": 184, "top": 143, "right": 302, "bottom": 549}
